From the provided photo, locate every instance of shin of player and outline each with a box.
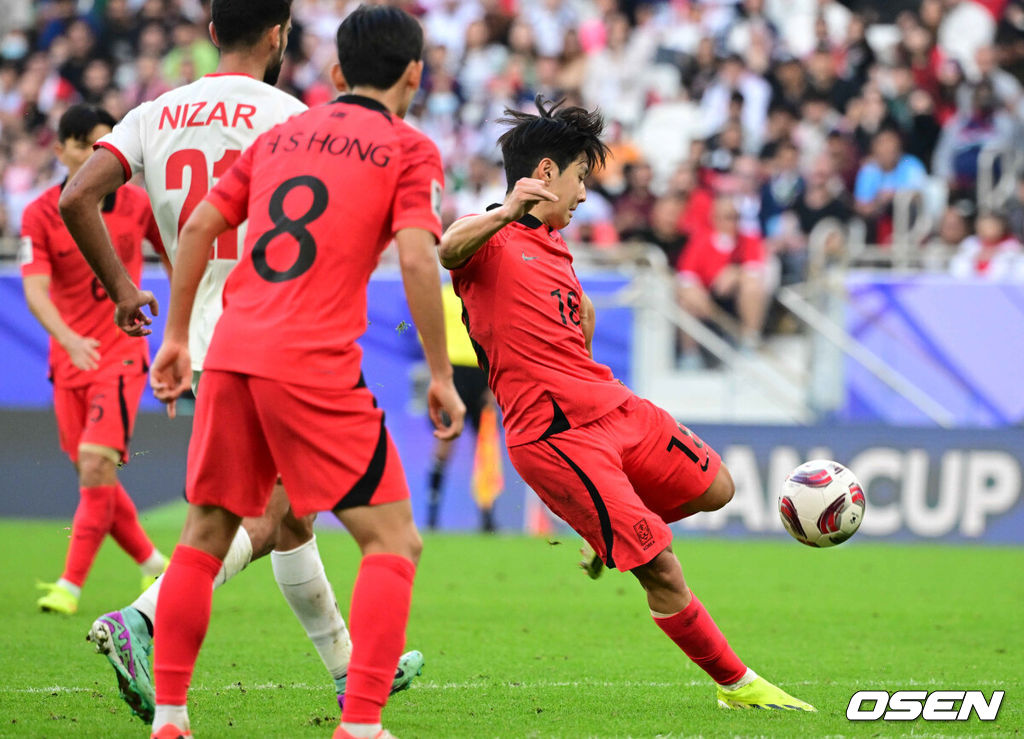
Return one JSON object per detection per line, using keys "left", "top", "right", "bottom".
{"left": 440, "top": 97, "right": 816, "bottom": 713}
{"left": 22, "top": 104, "right": 168, "bottom": 615}
{"left": 146, "top": 7, "right": 464, "bottom": 737}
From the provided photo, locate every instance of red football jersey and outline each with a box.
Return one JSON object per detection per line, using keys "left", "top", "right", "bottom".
{"left": 20, "top": 183, "right": 163, "bottom": 387}
{"left": 202, "top": 95, "right": 444, "bottom": 388}
{"left": 450, "top": 210, "right": 631, "bottom": 446}
{"left": 677, "top": 227, "right": 765, "bottom": 289}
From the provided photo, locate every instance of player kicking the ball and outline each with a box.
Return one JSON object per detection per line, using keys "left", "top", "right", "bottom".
{"left": 439, "top": 96, "right": 816, "bottom": 715}
{"left": 106, "top": 6, "right": 463, "bottom": 738}
{"left": 60, "top": 0, "right": 424, "bottom": 725}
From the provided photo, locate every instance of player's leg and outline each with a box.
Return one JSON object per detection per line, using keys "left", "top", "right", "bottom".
{"left": 332, "top": 499, "right": 421, "bottom": 739}
{"left": 623, "top": 399, "right": 814, "bottom": 710}
{"left": 271, "top": 507, "right": 355, "bottom": 700}
{"left": 633, "top": 545, "right": 813, "bottom": 711}
{"left": 150, "top": 370, "right": 279, "bottom": 737}
{"left": 37, "top": 445, "right": 118, "bottom": 614}
{"left": 151, "top": 502, "right": 244, "bottom": 735}
{"left": 98, "top": 371, "right": 168, "bottom": 588}
{"left": 426, "top": 437, "right": 454, "bottom": 530}
{"left": 254, "top": 376, "right": 420, "bottom": 739}
{"left": 87, "top": 485, "right": 284, "bottom": 723}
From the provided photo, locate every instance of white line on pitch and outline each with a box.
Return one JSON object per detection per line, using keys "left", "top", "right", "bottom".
{"left": 3, "top": 677, "right": 1009, "bottom": 695}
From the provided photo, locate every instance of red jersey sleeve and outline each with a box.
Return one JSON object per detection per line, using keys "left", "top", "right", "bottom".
{"left": 453, "top": 219, "right": 510, "bottom": 277}
{"left": 204, "top": 137, "right": 257, "bottom": 228}
{"left": 19, "top": 200, "right": 52, "bottom": 278}
{"left": 391, "top": 132, "right": 444, "bottom": 241}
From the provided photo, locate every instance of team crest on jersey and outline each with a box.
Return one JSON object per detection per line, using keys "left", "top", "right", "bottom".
{"left": 431, "top": 179, "right": 443, "bottom": 223}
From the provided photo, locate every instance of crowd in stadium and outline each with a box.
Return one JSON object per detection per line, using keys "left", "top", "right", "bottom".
{"left": 2, "top": 0, "right": 1024, "bottom": 342}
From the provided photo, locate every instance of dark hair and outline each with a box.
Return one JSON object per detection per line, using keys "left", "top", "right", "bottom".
{"left": 336, "top": 5, "right": 423, "bottom": 90}
{"left": 496, "top": 95, "right": 610, "bottom": 191}
{"left": 57, "top": 103, "right": 116, "bottom": 143}
{"left": 212, "top": 0, "right": 291, "bottom": 50}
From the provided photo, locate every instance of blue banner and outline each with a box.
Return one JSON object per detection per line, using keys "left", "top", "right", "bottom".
{"left": 679, "top": 425, "right": 1024, "bottom": 544}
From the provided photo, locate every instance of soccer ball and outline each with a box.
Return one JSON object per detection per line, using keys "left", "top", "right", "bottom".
{"left": 778, "top": 459, "right": 866, "bottom": 547}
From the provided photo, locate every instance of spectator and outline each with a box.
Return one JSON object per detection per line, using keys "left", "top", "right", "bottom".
{"left": 700, "top": 53, "right": 771, "bottom": 150}
{"left": 933, "top": 79, "right": 1018, "bottom": 202}
{"left": 613, "top": 161, "right": 657, "bottom": 242}
{"left": 1007, "top": 174, "right": 1024, "bottom": 242}
{"left": 122, "top": 53, "right": 171, "bottom": 108}
{"left": 854, "top": 124, "right": 927, "bottom": 243}
{"left": 760, "top": 140, "right": 805, "bottom": 238}
{"left": 161, "top": 18, "right": 217, "bottom": 85}
{"left": 949, "top": 211, "right": 1024, "bottom": 278}
{"left": 628, "top": 195, "right": 687, "bottom": 268}
{"left": 677, "top": 196, "right": 768, "bottom": 361}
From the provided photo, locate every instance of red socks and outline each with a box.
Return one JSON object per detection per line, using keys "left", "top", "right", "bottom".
{"left": 154, "top": 545, "right": 222, "bottom": 705}
{"left": 62, "top": 484, "right": 117, "bottom": 587}
{"left": 653, "top": 592, "right": 747, "bottom": 685}
{"left": 342, "top": 553, "right": 416, "bottom": 724}
{"left": 108, "top": 483, "right": 156, "bottom": 563}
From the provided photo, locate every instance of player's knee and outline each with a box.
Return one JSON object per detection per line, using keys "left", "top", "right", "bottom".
{"left": 704, "top": 464, "right": 735, "bottom": 511}
{"left": 276, "top": 512, "right": 315, "bottom": 551}
{"left": 633, "top": 548, "right": 684, "bottom": 592}
{"left": 242, "top": 515, "right": 280, "bottom": 559}
{"left": 77, "top": 449, "right": 117, "bottom": 487}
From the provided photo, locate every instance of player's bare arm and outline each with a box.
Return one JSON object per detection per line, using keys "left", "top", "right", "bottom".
{"left": 59, "top": 149, "right": 159, "bottom": 337}
{"left": 397, "top": 227, "right": 466, "bottom": 440}
{"left": 580, "top": 289, "right": 595, "bottom": 358}
{"left": 22, "top": 274, "right": 102, "bottom": 371}
{"left": 438, "top": 177, "right": 557, "bottom": 269}
{"left": 150, "top": 200, "right": 226, "bottom": 416}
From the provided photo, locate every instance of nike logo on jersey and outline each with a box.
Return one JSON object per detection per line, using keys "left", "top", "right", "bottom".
{"left": 521, "top": 252, "right": 539, "bottom": 261}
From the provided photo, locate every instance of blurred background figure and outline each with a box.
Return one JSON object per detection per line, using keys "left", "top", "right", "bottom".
{"left": 426, "top": 282, "right": 503, "bottom": 533}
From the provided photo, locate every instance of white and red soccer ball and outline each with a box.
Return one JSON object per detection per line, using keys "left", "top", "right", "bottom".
{"left": 778, "top": 460, "right": 866, "bottom": 547}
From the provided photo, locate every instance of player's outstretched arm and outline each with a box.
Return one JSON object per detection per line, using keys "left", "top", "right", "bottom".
{"left": 438, "top": 177, "right": 558, "bottom": 269}
{"left": 580, "top": 289, "right": 595, "bottom": 358}
{"left": 150, "top": 200, "right": 227, "bottom": 416}
{"left": 397, "top": 227, "right": 466, "bottom": 440}
{"left": 22, "top": 274, "right": 101, "bottom": 371}
{"left": 59, "top": 149, "right": 158, "bottom": 336}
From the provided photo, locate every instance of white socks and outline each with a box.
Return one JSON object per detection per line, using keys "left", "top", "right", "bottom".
{"left": 153, "top": 704, "right": 189, "bottom": 731}
{"left": 718, "top": 667, "right": 758, "bottom": 691}
{"left": 341, "top": 723, "right": 382, "bottom": 738}
{"left": 271, "top": 535, "right": 353, "bottom": 682}
{"left": 56, "top": 578, "right": 81, "bottom": 599}
{"left": 131, "top": 526, "right": 254, "bottom": 624}
{"left": 140, "top": 550, "right": 167, "bottom": 577}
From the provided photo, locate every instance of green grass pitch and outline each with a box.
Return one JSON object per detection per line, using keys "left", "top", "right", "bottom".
{"left": 1, "top": 504, "right": 1021, "bottom": 738}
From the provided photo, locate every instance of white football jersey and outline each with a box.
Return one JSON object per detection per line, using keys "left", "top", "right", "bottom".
{"left": 98, "top": 73, "right": 307, "bottom": 369}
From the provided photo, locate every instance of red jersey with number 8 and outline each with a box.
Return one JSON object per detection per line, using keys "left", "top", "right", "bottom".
{"left": 202, "top": 95, "right": 444, "bottom": 389}
{"left": 450, "top": 212, "right": 631, "bottom": 446}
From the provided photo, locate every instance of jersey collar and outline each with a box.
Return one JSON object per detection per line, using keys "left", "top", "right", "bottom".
{"left": 486, "top": 202, "right": 544, "bottom": 230}
{"left": 333, "top": 94, "right": 393, "bottom": 122}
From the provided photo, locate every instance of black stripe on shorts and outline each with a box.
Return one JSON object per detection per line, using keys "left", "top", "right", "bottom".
{"left": 545, "top": 439, "right": 615, "bottom": 569}
{"left": 117, "top": 374, "right": 130, "bottom": 455}
{"left": 333, "top": 412, "right": 388, "bottom": 511}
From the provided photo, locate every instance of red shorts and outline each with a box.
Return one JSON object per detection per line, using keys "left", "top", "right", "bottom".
{"left": 186, "top": 370, "right": 410, "bottom": 518}
{"left": 53, "top": 369, "right": 147, "bottom": 463}
{"left": 508, "top": 394, "right": 721, "bottom": 572}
